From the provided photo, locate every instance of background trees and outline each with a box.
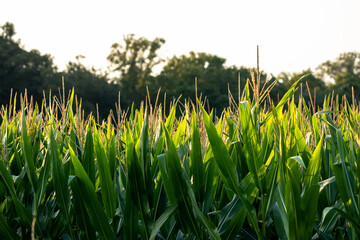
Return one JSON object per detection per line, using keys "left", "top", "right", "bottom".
{"left": 59, "top": 59, "right": 122, "bottom": 119}
{"left": 156, "top": 52, "right": 232, "bottom": 110}
{"left": 278, "top": 69, "right": 327, "bottom": 108}
{"left": 1, "top": 21, "right": 360, "bottom": 118}
{"left": 0, "top": 22, "right": 57, "bottom": 105}
{"left": 317, "top": 52, "right": 360, "bottom": 102}
{"left": 107, "top": 34, "right": 165, "bottom": 105}
{"left": 155, "top": 52, "right": 276, "bottom": 111}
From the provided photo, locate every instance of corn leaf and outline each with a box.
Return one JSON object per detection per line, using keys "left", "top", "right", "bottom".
{"left": 82, "top": 122, "right": 95, "bottom": 184}
{"left": 190, "top": 108, "right": 205, "bottom": 203}
{"left": 0, "top": 213, "right": 20, "bottom": 240}
{"left": 0, "top": 161, "right": 32, "bottom": 229}
{"left": 69, "top": 146, "right": 115, "bottom": 240}
{"left": 49, "top": 128, "right": 73, "bottom": 236}
{"left": 21, "top": 110, "right": 37, "bottom": 191}
{"left": 199, "top": 102, "right": 263, "bottom": 239}
{"left": 94, "top": 123, "right": 116, "bottom": 219}
{"left": 161, "top": 123, "right": 220, "bottom": 239}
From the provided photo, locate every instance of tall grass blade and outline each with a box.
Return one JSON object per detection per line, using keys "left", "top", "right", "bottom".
{"left": 94, "top": 123, "right": 116, "bottom": 219}
{"left": 149, "top": 204, "right": 178, "bottom": 240}
{"left": 125, "top": 125, "right": 151, "bottom": 239}
{"left": 0, "top": 161, "right": 32, "bottom": 229}
{"left": 37, "top": 151, "right": 51, "bottom": 208}
{"left": 161, "top": 123, "right": 220, "bottom": 239}
{"left": 0, "top": 213, "right": 20, "bottom": 240}
{"left": 199, "top": 102, "right": 263, "bottom": 239}
{"left": 71, "top": 179, "right": 96, "bottom": 239}
{"left": 82, "top": 122, "right": 95, "bottom": 184}
{"left": 190, "top": 108, "right": 205, "bottom": 202}
{"left": 49, "top": 127, "right": 73, "bottom": 237}
{"left": 303, "top": 135, "right": 324, "bottom": 187}
{"left": 261, "top": 78, "right": 301, "bottom": 126}
{"left": 139, "top": 110, "right": 153, "bottom": 208}
{"left": 21, "top": 109, "right": 37, "bottom": 191}
{"left": 69, "top": 146, "right": 115, "bottom": 240}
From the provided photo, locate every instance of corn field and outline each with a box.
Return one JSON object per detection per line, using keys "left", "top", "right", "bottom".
{"left": 0, "top": 77, "right": 359, "bottom": 239}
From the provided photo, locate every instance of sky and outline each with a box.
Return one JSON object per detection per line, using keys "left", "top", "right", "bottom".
{"left": 1, "top": 0, "right": 360, "bottom": 76}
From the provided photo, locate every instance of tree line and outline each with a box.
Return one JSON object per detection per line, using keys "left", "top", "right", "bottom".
{"left": 1, "top": 22, "right": 359, "bottom": 119}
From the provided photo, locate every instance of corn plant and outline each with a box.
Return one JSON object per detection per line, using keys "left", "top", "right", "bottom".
{"left": 0, "top": 77, "right": 359, "bottom": 239}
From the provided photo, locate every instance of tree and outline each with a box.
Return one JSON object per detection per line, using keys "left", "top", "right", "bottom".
{"left": 107, "top": 34, "right": 165, "bottom": 104}
{"left": 58, "top": 59, "right": 123, "bottom": 120}
{"left": 155, "top": 52, "right": 270, "bottom": 112}
{"left": 156, "top": 52, "right": 225, "bottom": 110}
{"left": 317, "top": 52, "right": 360, "bottom": 84}
{"left": 0, "top": 22, "right": 124, "bottom": 119}
{"left": 317, "top": 52, "right": 360, "bottom": 103}
{"left": 1, "top": 22, "right": 16, "bottom": 40}
{"left": 0, "top": 22, "right": 57, "bottom": 106}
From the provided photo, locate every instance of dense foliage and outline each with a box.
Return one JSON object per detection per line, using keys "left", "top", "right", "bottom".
{"left": 1, "top": 22, "right": 360, "bottom": 120}
{"left": 0, "top": 74, "right": 359, "bottom": 239}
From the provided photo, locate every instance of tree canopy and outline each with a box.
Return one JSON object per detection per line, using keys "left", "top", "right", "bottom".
{"left": 0, "top": 22, "right": 57, "bottom": 105}
{"left": 107, "top": 34, "right": 165, "bottom": 104}
{"left": 59, "top": 59, "right": 122, "bottom": 119}
{"left": 317, "top": 52, "right": 360, "bottom": 102}
{"left": 1, "top": 21, "right": 360, "bottom": 118}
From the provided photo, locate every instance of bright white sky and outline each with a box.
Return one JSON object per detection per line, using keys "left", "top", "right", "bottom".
{"left": 1, "top": 0, "right": 360, "bottom": 76}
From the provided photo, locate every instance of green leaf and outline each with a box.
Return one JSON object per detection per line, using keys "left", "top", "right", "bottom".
{"left": 201, "top": 155, "right": 216, "bottom": 215}
{"left": 327, "top": 207, "right": 360, "bottom": 235}
{"left": 139, "top": 110, "right": 153, "bottom": 208}
{"left": 288, "top": 156, "right": 306, "bottom": 170}
{"left": 125, "top": 126, "right": 151, "bottom": 239}
{"left": 0, "top": 213, "right": 20, "bottom": 240}
{"left": 161, "top": 123, "right": 220, "bottom": 239}
{"left": 165, "top": 104, "right": 176, "bottom": 132}
{"left": 0, "top": 161, "right": 32, "bottom": 229}
{"left": 303, "top": 135, "right": 324, "bottom": 187}
{"left": 37, "top": 151, "right": 51, "bottom": 208}
{"left": 199, "top": 101, "right": 263, "bottom": 239}
{"left": 94, "top": 123, "right": 116, "bottom": 219}
{"left": 190, "top": 108, "right": 205, "bottom": 203}
{"left": 159, "top": 124, "right": 201, "bottom": 237}
{"left": 238, "top": 102, "right": 264, "bottom": 192}
{"left": 318, "top": 176, "right": 336, "bottom": 192}
{"left": 218, "top": 196, "right": 246, "bottom": 239}
{"left": 333, "top": 163, "right": 358, "bottom": 217}
{"left": 284, "top": 173, "right": 299, "bottom": 240}
{"left": 21, "top": 110, "right": 37, "bottom": 191}
{"left": 49, "top": 128, "right": 73, "bottom": 236}
{"left": 69, "top": 146, "right": 115, "bottom": 240}
{"left": 199, "top": 103, "right": 238, "bottom": 193}
{"left": 319, "top": 206, "right": 341, "bottom": 235}
{"left": 149, "top": 204, "right": 178, "bottom": 240}
{"left": 82, "top": 122, "right": 95, "bottom": 184}
{"left": 261, "top": 77, "right": 302, "bottom": 126}
{"left": 272, "top": 202, "right": 287, "bottom": 240}
{"left": 106, "top": 116, "right": 117, "bottom": 180}
{"left": 172, "top": 114, "right": 187, "bottom": 147}
{"left": 71, "top": 179, "right": 96, "bottom": 239}
{"left": 300, "top": 184, "right": 320, "bottom": 239}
